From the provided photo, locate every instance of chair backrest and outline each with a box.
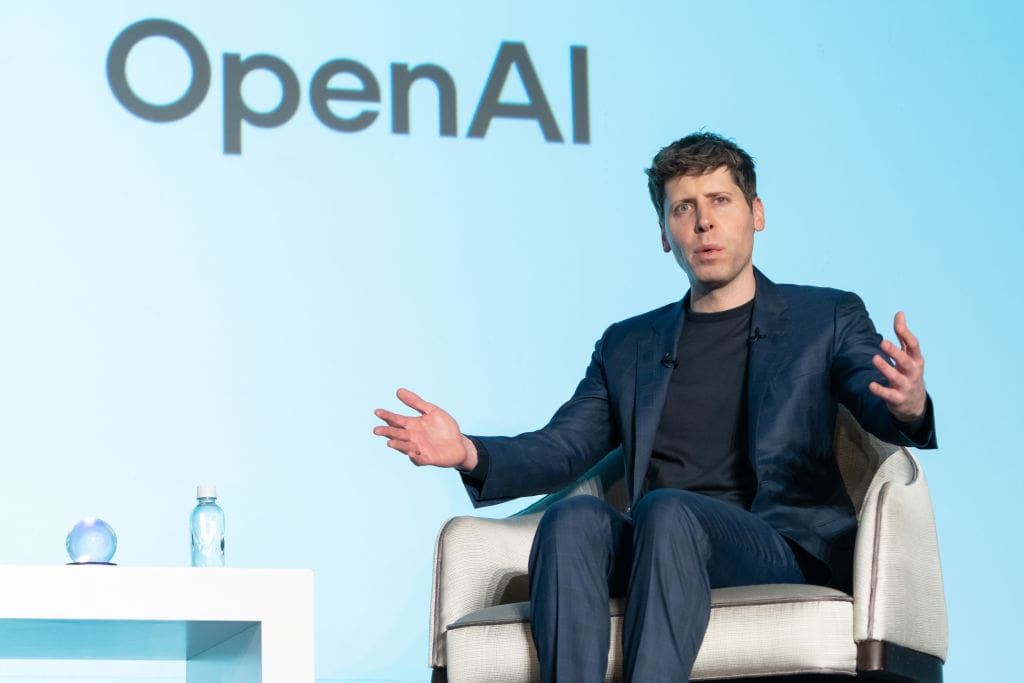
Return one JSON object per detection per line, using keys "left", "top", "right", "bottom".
{"left": 528, "top": 405, "right": 899, "bottom": 516}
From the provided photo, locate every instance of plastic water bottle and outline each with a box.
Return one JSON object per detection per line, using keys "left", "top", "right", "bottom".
{"left": 190, "top": 484, "right": 225, "bottom": 567}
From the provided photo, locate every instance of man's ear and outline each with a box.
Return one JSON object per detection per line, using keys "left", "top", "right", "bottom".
{"left": 753, "top": 197, "right": 766, "bottom": 233}
{"left": 660, "top": 222, "right": 671, "bottom": 252}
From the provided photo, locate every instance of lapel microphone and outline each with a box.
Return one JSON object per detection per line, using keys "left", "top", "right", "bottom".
{"left": 661, "top": 353, "right": 679, "bottom": 369}
{"left": 747, "top": 327, "right": 766, "bottom": 345}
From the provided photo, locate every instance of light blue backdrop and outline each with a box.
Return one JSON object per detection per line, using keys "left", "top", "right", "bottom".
{"left": 0, "top": 2, "right": 1019, "bottom": 681}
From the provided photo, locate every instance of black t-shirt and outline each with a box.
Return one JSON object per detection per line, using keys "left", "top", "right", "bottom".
{"left": 644, "top": 298, "right": 757, "bottom": 508}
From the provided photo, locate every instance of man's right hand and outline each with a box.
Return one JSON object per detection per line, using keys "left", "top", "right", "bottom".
{"left": 373, "top": 388, "right": 479, "bottom": 471}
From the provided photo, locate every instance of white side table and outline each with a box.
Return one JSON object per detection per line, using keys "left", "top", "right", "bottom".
{"left": 0, "top": 565, "right": 314, "bottom": 682}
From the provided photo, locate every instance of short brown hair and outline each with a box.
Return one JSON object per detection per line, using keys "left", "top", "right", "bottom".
{"left": 645, "top": 132, "right": 757, "bottom": 223}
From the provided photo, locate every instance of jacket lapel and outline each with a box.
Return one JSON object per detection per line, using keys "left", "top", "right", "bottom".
{"left": 746, "top": 268, "right": 789, "bottom": 458}
{"left": 631, "top": 296, "right": 686, "bottom": 504}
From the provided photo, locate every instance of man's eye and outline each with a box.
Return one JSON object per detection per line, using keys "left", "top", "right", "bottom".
{"left": 674, "top": 203, "right": 691, "bottom": 214}
{"left": 713, "top": 196, "right": 728, "bottom": 204}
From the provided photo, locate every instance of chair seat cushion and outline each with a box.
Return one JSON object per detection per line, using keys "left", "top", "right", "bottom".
{"left": 445, "top": 584, "right": 856, "bottom": 682}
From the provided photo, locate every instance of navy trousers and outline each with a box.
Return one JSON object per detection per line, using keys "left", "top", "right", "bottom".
{"left": 528, "top": 490, "right": 807, "bottom": 682}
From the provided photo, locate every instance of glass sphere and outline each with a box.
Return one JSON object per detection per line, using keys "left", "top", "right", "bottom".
{"left": 66, "top": 518, "right": 117, "bottom": 564}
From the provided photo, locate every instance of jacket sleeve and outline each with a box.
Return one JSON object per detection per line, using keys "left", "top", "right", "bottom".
{"left": 462, "top": 327, "right": 623, "bottom": 507}
{"left": 830, "top": 292, "right": 937, "bottom": 449}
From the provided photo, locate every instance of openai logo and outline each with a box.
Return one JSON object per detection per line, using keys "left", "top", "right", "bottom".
{"left": 106, "top": 19, "right": 590, "bottom": 154}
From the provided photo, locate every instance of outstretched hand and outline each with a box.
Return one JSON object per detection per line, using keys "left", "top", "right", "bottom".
{"left": 869, "top": 311, "right": 927, "bottom": 423}
{"left": 373, "top": 388, "right": 478, "bottom": 470}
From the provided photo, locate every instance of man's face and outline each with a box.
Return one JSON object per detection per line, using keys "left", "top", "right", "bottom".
{"left": 660, "top": 166, "right": 765, "bottom": 293}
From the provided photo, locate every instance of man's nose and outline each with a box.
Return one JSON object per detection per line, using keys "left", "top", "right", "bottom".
{"left": 696, "top": 209, "right": 713, "bottom": 233}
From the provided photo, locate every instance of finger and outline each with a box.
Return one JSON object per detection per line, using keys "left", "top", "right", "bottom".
{"left": 396, "top": 387, "right": 435, "bottom": 415}
{"left": 374, "top": 409, "right": 410, "bottom": 428}
{"left": 869, "top": 380, "right": 901, "bottom": 403}
{"left": 395, "top": 443, "right": 434, "bottom": 467}
{"left": 385, "top": 438, "right": 418, "bottom": 457}
{"left": 872, "top": 354, "right": 908, "bottom": 388}
{"left": 893, "top": 311, "right": 922, "bottom": 359}
{"left": 373, "top": 425, "right": 407, "bottom": 440}
{"left": 879, "top": 339, "right": 917, "bottom": 374}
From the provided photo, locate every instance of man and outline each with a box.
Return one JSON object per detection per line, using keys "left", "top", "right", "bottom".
{"left": 373, "top": 132, "right": 935, "bottom": 682}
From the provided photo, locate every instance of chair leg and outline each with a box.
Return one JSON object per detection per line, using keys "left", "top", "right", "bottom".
{"left": 857, "top": 640, "right": 943, "bottom": 682}
{"left": 430, "top": 667, "right": 448, "bottom": 683}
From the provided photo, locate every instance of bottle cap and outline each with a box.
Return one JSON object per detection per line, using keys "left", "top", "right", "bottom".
{"left": 196, "top": 484, "right": 217, "bottom": 499}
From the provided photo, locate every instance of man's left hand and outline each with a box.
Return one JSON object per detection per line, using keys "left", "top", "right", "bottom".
{"left": 869, "top": 311, "right": 927, "bottom": 423}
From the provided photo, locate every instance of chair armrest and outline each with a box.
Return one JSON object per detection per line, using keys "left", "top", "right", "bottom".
{"left": 429, "top": 512, "right": 542, "bottom": 668}
{"left": 428, "top": 447, "right": 626, "bottom": 668}
{"left": 853, "top": 447, "right": 947, "bottom": 661}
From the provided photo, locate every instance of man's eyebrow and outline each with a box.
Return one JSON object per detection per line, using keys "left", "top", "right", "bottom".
{"left": 671, "top": 189, "right": 732, "bottom": 203}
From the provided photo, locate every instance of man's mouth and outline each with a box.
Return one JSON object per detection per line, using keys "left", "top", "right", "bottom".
{"left": 696, "top": 245, "right": 723, "bottom": 258}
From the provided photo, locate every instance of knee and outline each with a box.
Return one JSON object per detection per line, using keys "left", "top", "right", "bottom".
{"left": 631, "top": 489, "right": 705, "bottom": 542}
{"left": 534, "top": 494, "right": 613, "bottom": 550}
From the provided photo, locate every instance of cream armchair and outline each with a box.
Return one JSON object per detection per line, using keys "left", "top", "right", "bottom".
{"left": 428, "top": 407, "right": 947, "bottom": 682}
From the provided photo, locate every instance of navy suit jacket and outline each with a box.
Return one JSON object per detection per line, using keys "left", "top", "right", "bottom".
{"left": 466, "top": 269, "right": 936, "bottom": 588}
